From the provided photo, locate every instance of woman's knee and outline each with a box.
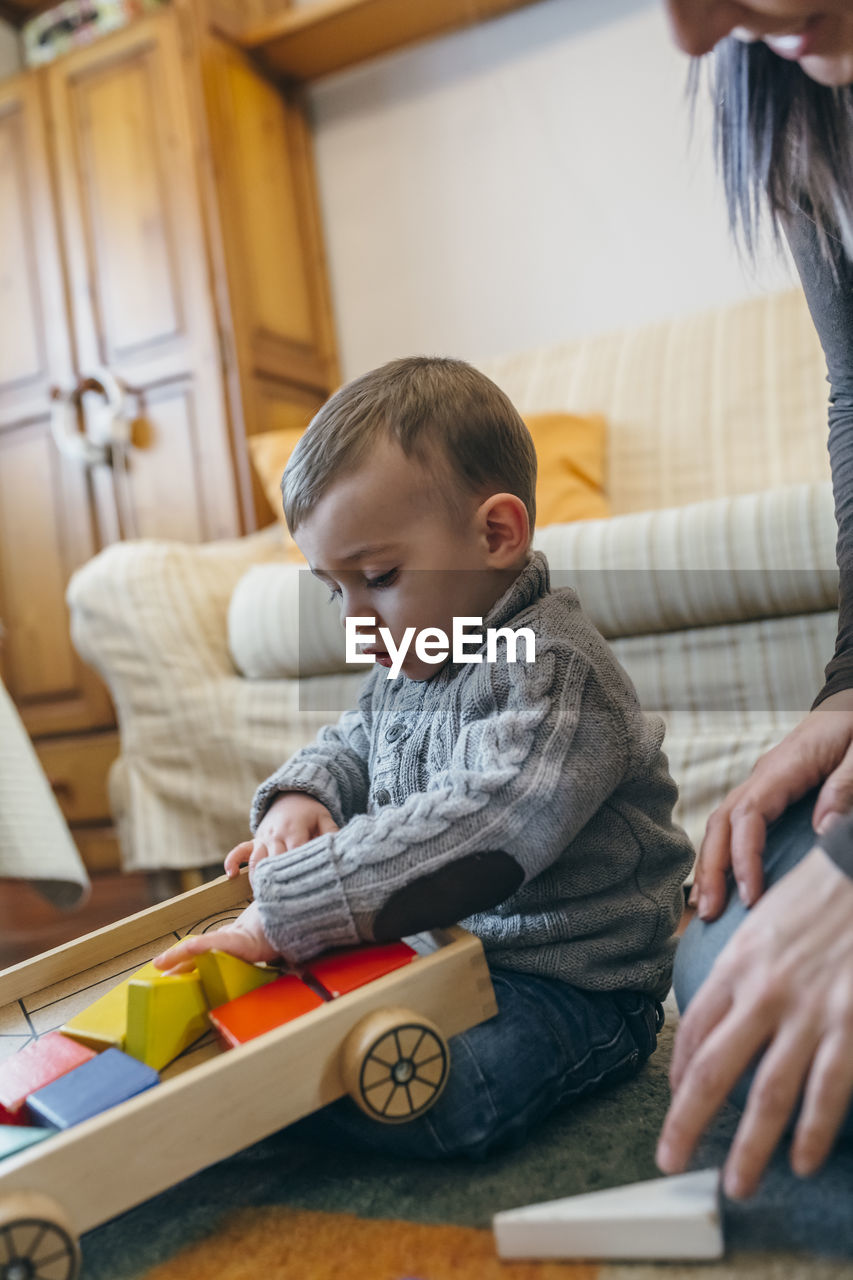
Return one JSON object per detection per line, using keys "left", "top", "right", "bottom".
{"left": 675, "top": 789, "right": 820, "bottom": 1016}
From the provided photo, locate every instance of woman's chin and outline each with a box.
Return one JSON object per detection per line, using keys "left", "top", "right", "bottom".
{"left": 799, "top": 51, "right": 853, "bottom": 86}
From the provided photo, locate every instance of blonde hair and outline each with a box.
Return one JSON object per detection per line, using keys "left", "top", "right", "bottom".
{"left": 282, "top": 356, "right": 537, "bottom": 533}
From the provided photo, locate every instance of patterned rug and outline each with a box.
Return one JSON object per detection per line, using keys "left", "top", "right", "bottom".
{"left": 135, "top": 1206, "right": 853, "bottom": 1280}
{"left": 77, "top": 996, "right": 853, "bottom": 1280}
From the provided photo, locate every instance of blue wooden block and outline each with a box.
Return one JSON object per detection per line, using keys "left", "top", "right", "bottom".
{"left": 26, "top": 1048, "right": 159, "bottom": 1129}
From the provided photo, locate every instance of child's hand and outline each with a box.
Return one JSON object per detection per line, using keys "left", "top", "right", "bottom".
{"left": 224, "top": 792, "right": 339, "bottom": 880}
{"left": 153, "top": 902, "right": 277, "bottom": 974}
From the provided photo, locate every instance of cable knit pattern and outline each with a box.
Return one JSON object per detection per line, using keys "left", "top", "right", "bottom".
{"left": 251, "top": 553, "right": 694, "bottom": 998}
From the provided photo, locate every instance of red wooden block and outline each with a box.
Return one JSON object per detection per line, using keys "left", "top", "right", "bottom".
{"left": 0, "top": 1105, "right": 29, "bottom": 1127}
{"left": 208, "top": 975, "right": 326, "bottom": 1048}
{"left": 304, "top": 940, "right": 417, "bottom": 999}
{"left": 0, "top": 1032, "right": 96, "bottom": 1123}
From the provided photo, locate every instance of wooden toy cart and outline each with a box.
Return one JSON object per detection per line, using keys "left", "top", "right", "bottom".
{"left": 0, "top": 872, "right": 497, "bottom": 1279}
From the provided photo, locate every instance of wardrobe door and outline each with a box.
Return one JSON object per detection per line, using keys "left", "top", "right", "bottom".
{"left": 0, "top": 72, "right": 111, "bottom": 736}
{"left": 45, "top": 7, "right": 242, "bottom": 546}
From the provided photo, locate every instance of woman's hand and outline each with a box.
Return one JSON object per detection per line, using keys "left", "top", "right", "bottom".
{"left": 691, "top": 689, "right": 853, "bottom": 921}
{"left": 153, "top": 901, "right": 278, "bottom": 973}
{"left": 224, "top": 792, "right": 339, "bottom": 881}
{"left": 658, "top": 844, "right": 853, "bottom": 1198}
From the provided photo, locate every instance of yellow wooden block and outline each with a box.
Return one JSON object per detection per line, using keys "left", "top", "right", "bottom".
{"left": 195, "top": 950, "right": 278, "bottom": 1008}
{"left": 125, "top": 973, "right": 210, "bottom": 1071}
{"left": 60, "top": 960, "right": 162, "bottom": 1052}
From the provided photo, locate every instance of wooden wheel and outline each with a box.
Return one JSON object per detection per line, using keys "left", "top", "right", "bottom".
{"left": 341, "top": 1006, "right": 450, "bottom": 1123}
{"left": 0, "top": 1193, "right": 80, "bottom": 1280}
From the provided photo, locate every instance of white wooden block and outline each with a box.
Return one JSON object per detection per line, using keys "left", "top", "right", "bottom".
{"left": 493, "top": 1167, "right": 723, "bottom": 1262}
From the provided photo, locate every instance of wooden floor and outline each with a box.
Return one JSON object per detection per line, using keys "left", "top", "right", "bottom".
{"left": 0, "top": 873, "right": 156, "bottom": 969}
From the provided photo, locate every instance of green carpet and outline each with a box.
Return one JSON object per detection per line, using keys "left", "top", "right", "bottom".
{"left": 78, "top": 1000, "right": 853, "bottom": 1278}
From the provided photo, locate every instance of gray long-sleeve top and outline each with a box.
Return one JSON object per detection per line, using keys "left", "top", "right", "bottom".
{"left": 250, "top": 552, "right": 693, "bottom": 1001}
{"left": 785, "top": 206, "right": 853, "bottom": 877}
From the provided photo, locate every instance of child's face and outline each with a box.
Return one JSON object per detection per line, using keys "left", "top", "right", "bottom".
{"left": 295, "top": 439, "right": 527, "bottom": 681}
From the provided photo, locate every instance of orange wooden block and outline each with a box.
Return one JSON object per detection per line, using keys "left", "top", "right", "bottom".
{"left": 208, "top": 975, "right": 326, "bottom": 1049}
{"left": 304, "top": 941, "right": 417, "bottom": 999}
{"left": 0, "top": 1032, "right": 97, "bottom": 1123}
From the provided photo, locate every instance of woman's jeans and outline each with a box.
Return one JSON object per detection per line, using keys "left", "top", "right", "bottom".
{"left": 675, "top": 787, "right": 853, "bottom": 1140}
{"left": 293, "top": 969, "right": 662, "bottom": 1161}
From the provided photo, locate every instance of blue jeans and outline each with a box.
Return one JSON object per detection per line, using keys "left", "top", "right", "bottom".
{"left": 675, "top": 788, "right": 853, "bottom": 1139}
{"left": 293, "top": 969, "right": 662, "bottom": 1160}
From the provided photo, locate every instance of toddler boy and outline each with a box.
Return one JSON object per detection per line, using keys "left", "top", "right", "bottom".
{"left": 156, "top": 356, "right": 693, "bottom": 1159}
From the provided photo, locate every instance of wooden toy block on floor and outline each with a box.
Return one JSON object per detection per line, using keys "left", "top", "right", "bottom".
{"left": 493, "top": 1168, "right": 724, "bottom": 1262}
{"left": 26, "top": 1048, "right": 159, "bottom": 1130}
{"left": 0, "top": 1032, "right": 96, "bottom": 1124}
{"left": 305, "top": 941, "right": 417, "bottom": 998}
{"left": 126, "top": 972, "right": 210, "bottom": 1071}
{"left": 0, "top": 861, "right": 496, "bottom": 1275}
{"left": 0, "top": 1125, "right": 54, "bottom": 1162}
{"left": 194, "top": 950, "right": 277, "bottom": 1007}
{"left": 208, "top": 975, "right": 325, "bottom": 1049}
{"left": 61, "top": 960, "right": 162, "bottom": 1052}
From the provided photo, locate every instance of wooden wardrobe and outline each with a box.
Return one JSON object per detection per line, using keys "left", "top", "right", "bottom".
{"left": 0, "top": 0, "right": 338, "bottom": 875}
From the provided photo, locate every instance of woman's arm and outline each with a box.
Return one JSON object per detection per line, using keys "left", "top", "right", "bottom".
{"left": 692, "top": 209, "right": 853, "bottom": 918}
{"left": 784, "top": 203, "right": 853, "bottom": 708}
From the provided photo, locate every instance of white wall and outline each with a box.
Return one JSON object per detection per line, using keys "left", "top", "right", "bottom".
{"left": 307, "top": 0, "right": 796, "bottom": 379}
{"left": 0, "top": 20, "right": 21, "bottom": 77}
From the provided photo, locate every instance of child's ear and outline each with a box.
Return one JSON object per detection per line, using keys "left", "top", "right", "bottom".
{"left": 477, "top": 493, "right": 530, "bottom": 565}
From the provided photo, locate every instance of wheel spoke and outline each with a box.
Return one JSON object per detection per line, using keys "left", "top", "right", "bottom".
{"left": 33, "top": 1242, "right": 73, "bottom": 1267}
{"left": 364, "top": 1076, "right": 393, "bottom": 1092}
{"left": 1, "top": 1225, "right": 14, "bottom": 1264}
{"left": 409, "top": 1029, "right": 427, "bottom": 1061}
{"left": 380, "top": 1084, "right": 402, "bottom": 1117}
{"left": 366, "top": 1051, "right": 396, "bottom": 1069}
{"left": 414, "top": 1051, "right": 444, "bottom": 1067}
{"left": 404, "top": 1082, "right": 415, "bottom": 1114}
{"left": 27, "top": 1223, "right": 48, "bottom": 1260}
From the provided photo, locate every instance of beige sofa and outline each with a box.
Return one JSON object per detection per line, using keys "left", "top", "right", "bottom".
{"left": 68, "top": 287, "right": 838, "bottom": 873}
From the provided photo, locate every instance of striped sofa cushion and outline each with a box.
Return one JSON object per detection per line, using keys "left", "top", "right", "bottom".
{"left": 227, "top": 482, "right": 838, "bottom": 678}
{"left": 477, "top": 288, "right": 831, "bottom": 514}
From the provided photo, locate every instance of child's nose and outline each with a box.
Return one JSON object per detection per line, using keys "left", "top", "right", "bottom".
{"left": 338, "top": 589, "right": 383, "bottom": 629}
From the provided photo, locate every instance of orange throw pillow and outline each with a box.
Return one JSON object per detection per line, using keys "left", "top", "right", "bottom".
{"left": 524, "top": 412, "right": 610, "bottom": 526}
{"left": 247, "top": 427, "right": 307, "bottom": 562}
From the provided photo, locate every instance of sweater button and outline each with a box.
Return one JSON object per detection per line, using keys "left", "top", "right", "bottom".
{"left": 385, "top": 722, "right": 406, "bottom": 742}
{"left": 375, "top": 789, "right": 392, "bottom": 806}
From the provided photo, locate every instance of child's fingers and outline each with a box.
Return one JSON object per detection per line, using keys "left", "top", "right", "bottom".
{"left": 224, "top": 840, "right": 255, "bottom": 877}
{"left": 152, "top": 935, "right": 216, "bottom": 972}
{"left": 317, "top": 814, "right": 340, "bottom": 836}
{"left": 248, "top": 837, "right": 286, "bottom": 870}
{"left": 156, "top": 959, "right": 198, "bottom": 976}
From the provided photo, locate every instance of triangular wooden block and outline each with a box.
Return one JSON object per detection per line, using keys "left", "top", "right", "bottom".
{"left": 194, "top": 950, "right": 277, "bottom": 1008}
{"left": 493, "top": 1168, "right": 723, "bottom": 1261}
{"left": 61, "top": 960, "right": 162, "bottom": 1052}
{"left": 125, "top": 973, "right": 210, "bottom": 1071}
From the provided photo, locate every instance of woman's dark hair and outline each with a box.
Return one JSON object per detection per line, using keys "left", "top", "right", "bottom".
{"left": 691, "top": 38, "right": 853, "bottom": 263}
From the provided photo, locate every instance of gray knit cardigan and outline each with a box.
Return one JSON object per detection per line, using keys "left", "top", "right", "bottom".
{"left": 251, "top": 552, "right": 693, "bottom": 1000}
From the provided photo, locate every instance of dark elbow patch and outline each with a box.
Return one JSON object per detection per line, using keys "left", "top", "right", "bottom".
{"left": 373, "top": 851, "right": 524, "bottom": 940}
